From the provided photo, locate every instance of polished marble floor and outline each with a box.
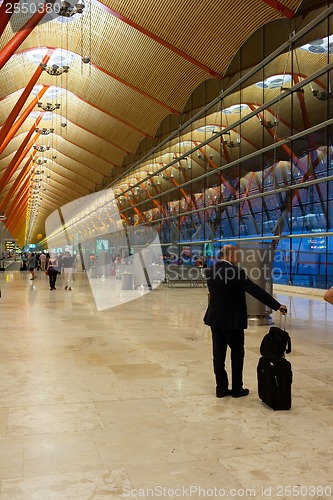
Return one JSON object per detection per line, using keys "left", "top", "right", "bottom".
{"left": 0, "top": 270, "right": 333, "bottom": 499}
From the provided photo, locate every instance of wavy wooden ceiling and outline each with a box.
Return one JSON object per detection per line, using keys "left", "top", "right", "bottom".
{"left": 0, "top": 0, "right": 312, "bottom": 245}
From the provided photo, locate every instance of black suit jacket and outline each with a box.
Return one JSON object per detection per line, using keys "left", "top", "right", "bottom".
{"left": 203, "top": 260, "right": 281, "bottom": 330}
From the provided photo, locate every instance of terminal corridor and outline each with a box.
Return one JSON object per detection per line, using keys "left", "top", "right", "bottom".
{"left": 0, "top": 271, "right": 332, "bottom": 499}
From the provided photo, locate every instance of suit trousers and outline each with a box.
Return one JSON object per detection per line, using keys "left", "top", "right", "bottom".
{"left": 211, "top": 326, "right": 245, "bottom": 393}
{"left": 48, "top": 270, "right": 58, "bottom": 289}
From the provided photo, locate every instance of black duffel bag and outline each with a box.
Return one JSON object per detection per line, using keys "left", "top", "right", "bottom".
{"left": 260, "top": 326, "right": 291, "bottom": 363}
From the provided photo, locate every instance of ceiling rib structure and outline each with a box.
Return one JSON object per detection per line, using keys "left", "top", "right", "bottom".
{"left": 0, "top": 0, "right": 311, "bottom": 245}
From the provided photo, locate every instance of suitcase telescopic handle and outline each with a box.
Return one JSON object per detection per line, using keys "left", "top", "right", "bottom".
{"left": 280, "top": 313, "right": 292, "bottom": 354}
{"left": 280, "top": 312, "right": 287, "bottom": 331}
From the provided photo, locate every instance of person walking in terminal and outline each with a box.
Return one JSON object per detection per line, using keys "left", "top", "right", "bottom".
{"left": 27, "top": 252, "right": 36, "bottom": 280}
{"left": 204, "top": 244, "right": 287, "bottom": 399}
{"left": 62, "top": 251, "right": 75, "bottom": 290}
{"left": 47, "top": 252, "right": 59, "bottom": 291}
{"left": 39, "top": 252, "right": 47, "bottom": 271}
{"left": 323, "top": 288, "right": 333, "bottom": 305}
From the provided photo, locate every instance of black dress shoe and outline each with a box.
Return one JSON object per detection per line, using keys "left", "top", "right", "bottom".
{"left": 232, "top": 388, "right": 249, "bottom": 398}
{"left": 216, "top": 389, "right": 232, "bottom": 398}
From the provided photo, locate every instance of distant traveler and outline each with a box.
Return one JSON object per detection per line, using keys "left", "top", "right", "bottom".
{"left": 27, "top": 252, "right": 36, "bottom": 280}
{"left": 39, "top": 252, "right": 47, "bottom": 271}
{"left": 204, "top": 244, "right": 287, "bottom": 399}
{"left": 21, "top": 252, "right": 28, "bottom": 271}
{"left": 62, "top": 251, "right": 75, "bottom": 290}
{"left": 47, "top": 252, "right": 59, "bottom": 291}
{"left": 323, "top": 287, "right": 333, "bottom": 305}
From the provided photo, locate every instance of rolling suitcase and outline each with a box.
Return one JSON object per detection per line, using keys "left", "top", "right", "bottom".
{"left": 257, "top": 356, "right": 292, "bottom": 410}
{"left": 257, "top": 315, "right": 292, "bottom": 410}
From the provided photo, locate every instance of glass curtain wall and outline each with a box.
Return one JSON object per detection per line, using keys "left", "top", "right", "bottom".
{"left": 110, "top": 2, "right": 333, "bottom": 288}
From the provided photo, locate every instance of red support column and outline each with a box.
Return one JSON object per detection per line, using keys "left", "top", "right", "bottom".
{"left": 5, "top": 182, "right": 30, "bottom": 217}
{"left": 0, "top": 3, "right": 48, "bottom": 71}
{"left": 0, "top": 117, "right": 42, "bottom": 191}
{"left": 7, "top": 200, "right": 28, "bottom": 232}
{"left": 0, "top": 85, "right": 47, "bottom": 155}
{"left": 0, "top": 0, "right": 19, "bottom": 36}
{"left": 0, "top": 50, "right": 53, "bottom": 145}
{"left": 0, "top": 152, "right": 36, "bottom": 213}
{"left": 261, "top": 0, "right": 295, "bottom": 18}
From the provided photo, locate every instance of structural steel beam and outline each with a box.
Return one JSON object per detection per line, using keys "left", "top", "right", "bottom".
{"left": 5, "top": 182, "right": 30, "bottom": 217}
{"left": 92, "top": 0, "right": 222, "bottom": 79}
{"left": 0, "top": 152, "right": 36, "bottom": 213}
{"left": 0, "top": 0, "right": 18, "bottom": 36}
{"left": 0, "top": 86, "right": 48, "bottom": 156}
{"left": 0, "top": 3, "right": 48, "bottom": 71}
{"left": 0, "top": 117, "right": 42, "bottom": 192}
{"left": 261, "top": 0, "right": 295, "bottom": 18}
{"left": 15, "top": 46, "right": 180, "bottom": 115}
{"left": 0, "top": 51, "right": 53, "bottom": 146}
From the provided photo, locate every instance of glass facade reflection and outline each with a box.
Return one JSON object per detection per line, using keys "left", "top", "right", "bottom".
{"left": 105, "top": 2, "right": 333, "bottom": 288}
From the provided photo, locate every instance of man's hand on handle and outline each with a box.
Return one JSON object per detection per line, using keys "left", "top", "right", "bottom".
{"left": 279, "top": 305, "right": 288, "bottom": 315}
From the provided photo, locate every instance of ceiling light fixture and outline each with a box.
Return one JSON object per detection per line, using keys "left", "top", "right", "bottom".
{"left": 33, "top": 145, "right": 50, "bottom": 152}
{"left": 37, "top": 102, "right": 61, "bottom": 112}
{"left": 59, "top": 0, "right": 85, "bottom": 17}
{"left": 261, "top": 119, "right": 279, "bottom": 129}
{"left": 225, "top": 139, "right": 240, "bottom": 148}
{"left": 40, "top": 63, "right": 70, "bottom": 76}
{"left": 35, "top": 127, "right": 54, "bottom": 135}
{"left": 312, "top": 89, "right": 333, "bottom": 100}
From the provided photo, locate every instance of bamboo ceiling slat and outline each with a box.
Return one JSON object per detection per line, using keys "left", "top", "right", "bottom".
{"left": 49, "top": 162, "right": 97, "bottom": 190}
{"left": 47, "top": 165, "right": 93, "bottom": 192}
{"left": 56, "top": 95, "right": 141, "bottom": 152}
{"left": 0, "top": 63, "right": 145, "bottom": 149}
{"left": 100, "top": 0, "right": 281, "bottom": 74}
{"left": 50, "top": 152, "right": 104, "bottom": 185}
{"left": 0, "top": 115, "right": 122, "bottom": 175}
{"left": 0, "top": 0, "right": 328, "bottom": 243}
{"left": 0, "top": 6, "right": 208, "bottom": 110}
{"left": 1, "top": 167, "right": 88, "bottom": 200}
{"left": 0, "top": 132, "right": 114, "bottom": 180}
{"left": 55, "top": 136, "right": 113, "bottom": 176}
{"left": 0, "top": 57, "right": 166, "bottom": 132}
{"left": 4, "top": 117, "right": 125, "bottom": 166}
{"left": 66, "top": 63, "right": 170, "bottom": 135}
{"left": 32, "top": 191, "right": 74, "bottom": 211}
{"left": 44, "top": 177, "right": 88, "bottom": 199}
{"left": 279, "top": 0, "right": 302, "bottom": 10}
{"left": 57, "top": 122, "right": 126, "bottom": 164}
{"left": 0, "top": 92, "right": 27, "bottom": 125}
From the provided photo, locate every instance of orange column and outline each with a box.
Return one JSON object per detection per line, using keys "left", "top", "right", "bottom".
{"left": 0, "top": 50, "right": 53, "bottom": 145}
{"left": 0, "top": 86, "right": 47, "bottom": 156}
{"left": 0, "top": 0, "right": 18, "bottom": 36}
{"left": 0, "top": 152, "right": 36, "bottom": 213}
{"left": 7, "top": 200, "right": 29, "bottom": 233}
{"left": 0, "top": 3, "right": 48, "bottom": 71}
{"left": 8, "top": 212, "right": 28, "bottom": 238}
{"left": 0, "top": 117, "right": 42, "bottom": 191}
{"left": 5, "top": 182, "right": 30, "bottom": 217}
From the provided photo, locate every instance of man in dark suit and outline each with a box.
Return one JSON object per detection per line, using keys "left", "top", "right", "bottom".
{"left": 204, "top": 245, "right": 287, "bottom": 398}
